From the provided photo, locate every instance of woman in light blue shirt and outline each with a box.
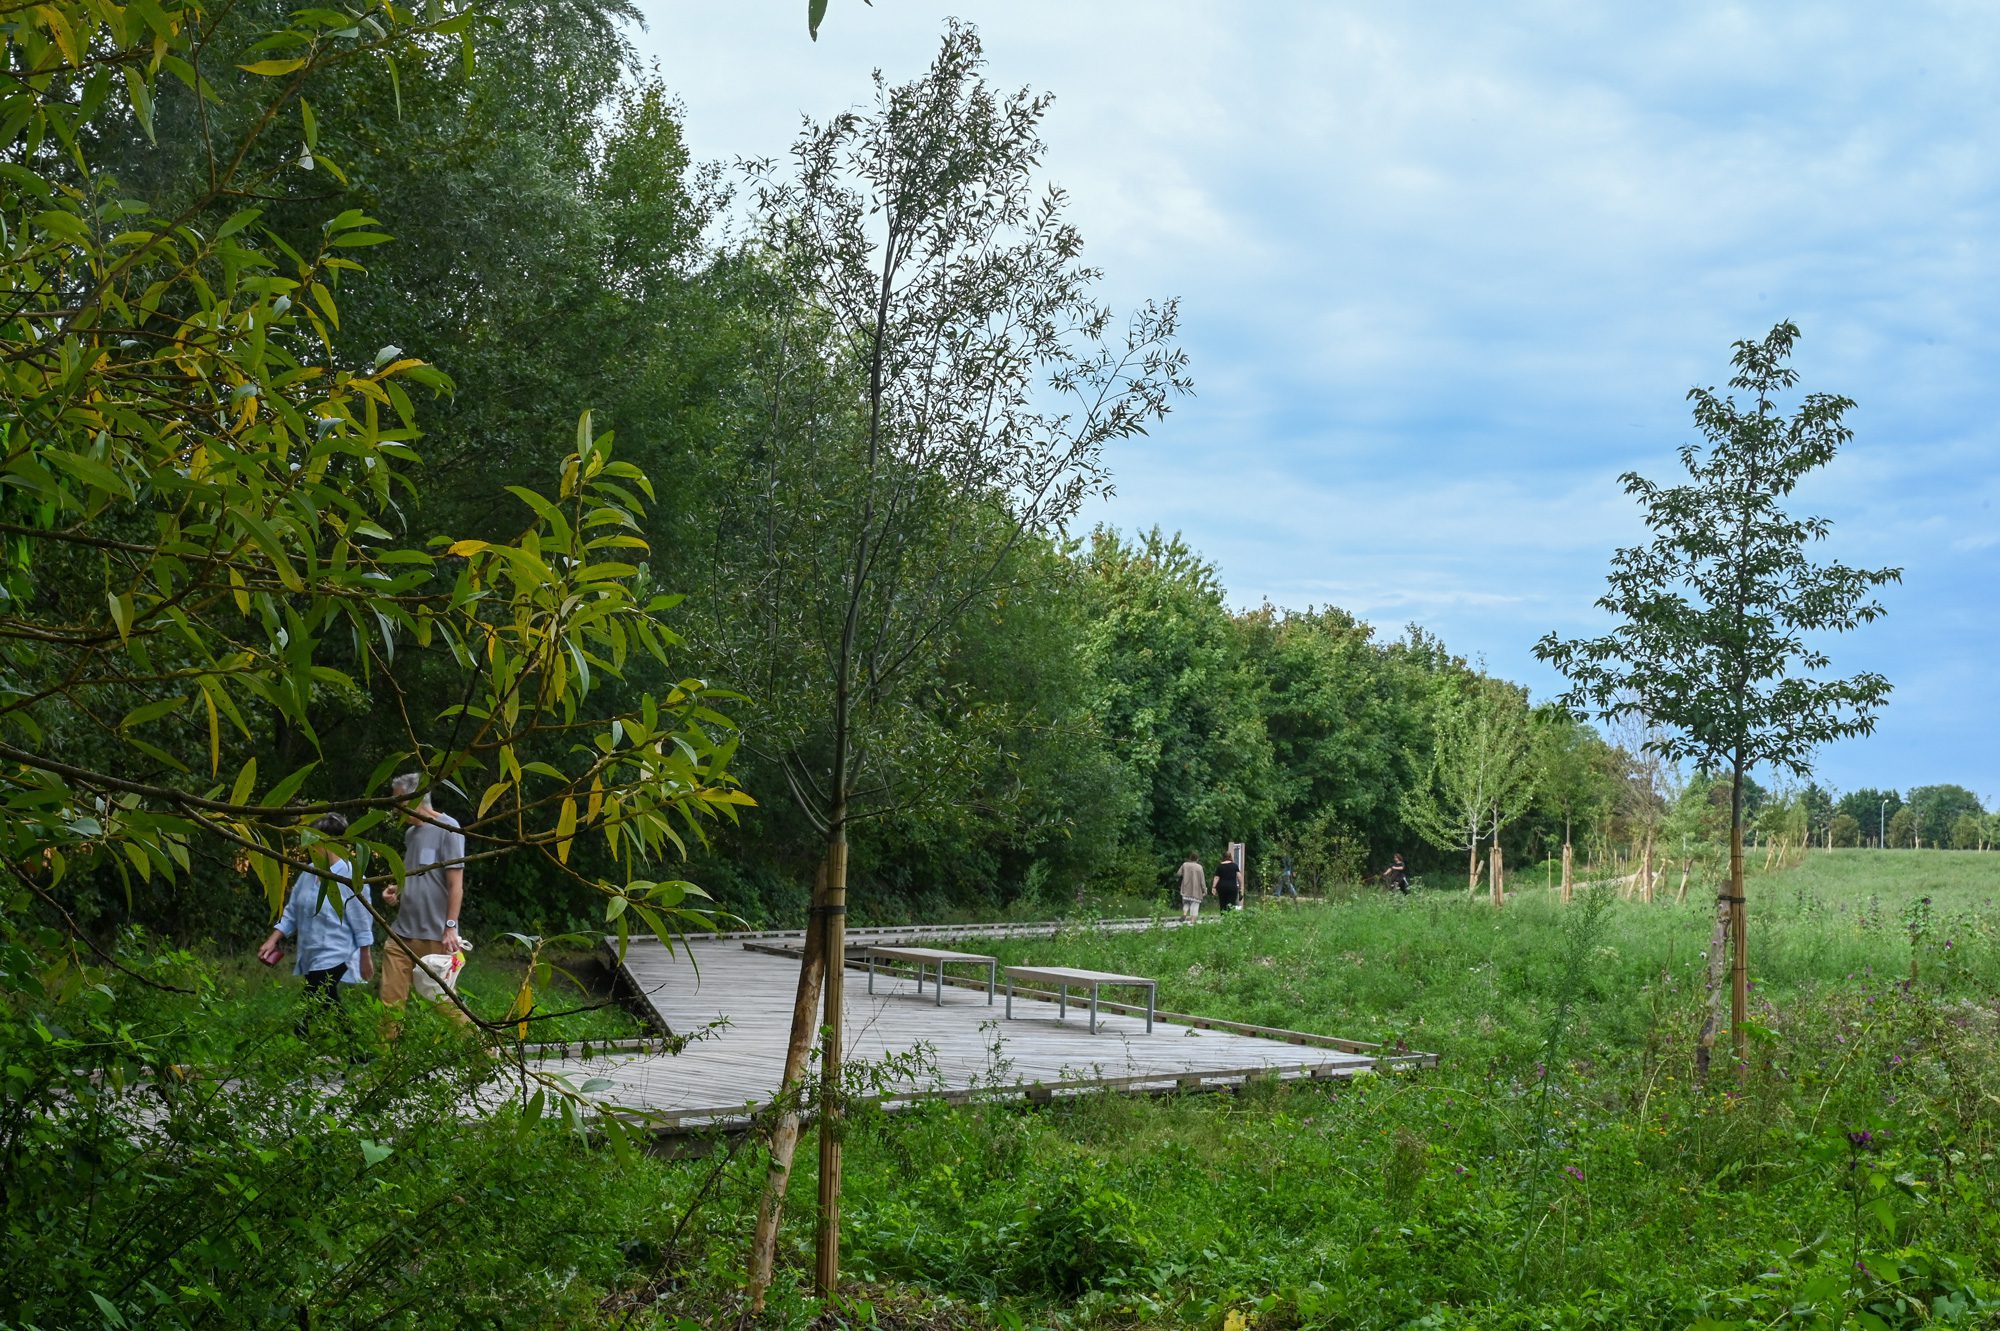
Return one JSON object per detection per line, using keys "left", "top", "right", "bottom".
{"left": 257, "top": 812, "right": 373, "bottom": 1029}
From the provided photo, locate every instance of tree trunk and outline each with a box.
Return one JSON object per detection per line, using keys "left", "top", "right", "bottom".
{"left": 746, "top": 855, "right": 831, "bottom": 1312}
{"left": 1675, "top": 859, "right": 1690, "bottom": 903}
{"left": 1560, "top": 841, "right": 1573, "bottom": 905}
{"left": 815, "top": 827, "right": 849, "bottom": 1295}
{"left": 1728, "top": 763, "right": 1748, "bottom": 1071}
{"left": 1641, "top": 834, "right": 1655, "bottom": 904}
{"left": 1467, "top": 840, "right": 1479, "bottom": 898}
{"left": 1693, "top": 880, "right": 1731, "bottom": 1081}
{"left": 1489, "top": 840, "right": 1504, "bottom": 907}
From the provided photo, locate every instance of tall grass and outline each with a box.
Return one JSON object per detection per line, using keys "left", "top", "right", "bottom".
{"left": 652, "top": 851, "right": 2000, "bottom": 1329}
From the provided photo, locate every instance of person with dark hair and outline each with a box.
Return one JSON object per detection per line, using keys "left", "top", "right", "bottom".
{"left": 257, "top": 812, "right": 373, "bottom": 1032}
{"left": 1383, "top": 853, "right": 1411, "bottom": 895}
{"left": 1213, "top": 849, "right": 1241, "bottom": 911}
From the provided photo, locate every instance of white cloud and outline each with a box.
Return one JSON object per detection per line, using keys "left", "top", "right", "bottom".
{"left": 636, "top": 0, "right": 2000, "bottom": 795}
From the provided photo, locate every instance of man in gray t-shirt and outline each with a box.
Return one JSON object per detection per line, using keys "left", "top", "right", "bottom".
{"left": 379, "top": 773, "right": 466, "bottom": 1011}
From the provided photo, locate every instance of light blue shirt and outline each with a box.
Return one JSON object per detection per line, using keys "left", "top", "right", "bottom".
{"left": 274, "top": 859, "right": 374, "bottom": 979}
{"left": 343, "top": 884, "right": 374, "bottom": 985}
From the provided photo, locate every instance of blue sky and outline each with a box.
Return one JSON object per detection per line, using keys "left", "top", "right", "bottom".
{"left": 641, "top": 3, "right": 1999, "bottom": 800}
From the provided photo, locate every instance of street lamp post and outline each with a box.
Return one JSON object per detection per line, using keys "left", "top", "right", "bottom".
{"left": 1880, "top": 798, "right": 1889, "bottom": 850}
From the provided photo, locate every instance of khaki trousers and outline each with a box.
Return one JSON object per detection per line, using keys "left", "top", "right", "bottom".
{"left": 379, "top": 934, "right": 469, "bottom": 1024}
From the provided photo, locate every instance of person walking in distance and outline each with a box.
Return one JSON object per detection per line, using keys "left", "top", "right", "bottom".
{"left": 1213, "top": 849, "right": 1242, "bottom": 911}
{"left": 256, "top": 812, "right": 372, "bottom": 1036}
{"left": 1177, "top": 851, "right": 1208, "bottom": 920}
{"left": 379, "top": 773, "right": 468, "bottom": 1022}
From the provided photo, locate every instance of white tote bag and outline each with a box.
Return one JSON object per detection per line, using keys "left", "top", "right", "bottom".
{"left": 409, "top": 939, "right": 471, "bottom": 1002}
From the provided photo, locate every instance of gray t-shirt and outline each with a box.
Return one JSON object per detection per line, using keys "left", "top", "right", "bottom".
{"left": 394, "top": 810, "right": 464, "bottom": 941}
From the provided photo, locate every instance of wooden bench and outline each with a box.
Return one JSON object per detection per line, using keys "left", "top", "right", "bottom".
{"left": 1003, "top": 965, "right": 1156, "bottom": 1034}
{"left": 857, "top": 945, "right": 998, "bottom": 1006}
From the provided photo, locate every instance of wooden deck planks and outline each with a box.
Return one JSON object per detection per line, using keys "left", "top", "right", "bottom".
{"left": 515, "top": 929, "right": 1431, "bottom": 1129}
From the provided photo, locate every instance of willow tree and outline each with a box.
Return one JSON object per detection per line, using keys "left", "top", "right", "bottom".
{"left": 1401, "top": 678, "right": 1535, "bottom": 903}
{"left": 1536, "top": 322, "right": 1897, "bottom": 1073}
{"left": 717, "top": 23, "right": 1189, "bottom": 1304}
{"left": 0, "top": 3, "right": 743, "bottom": 1012}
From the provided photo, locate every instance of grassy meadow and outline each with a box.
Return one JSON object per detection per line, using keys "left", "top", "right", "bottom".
{"left": 641, "top": 851, "right": 2000, "bottom": 1329}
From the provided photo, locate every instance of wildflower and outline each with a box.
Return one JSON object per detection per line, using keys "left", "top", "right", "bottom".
{"left": 1561, "top": 1165, "right": 1585, "bottom": 1183}
{"left": 1846, "top": 1130, "right": 1878, "bottom": 1152}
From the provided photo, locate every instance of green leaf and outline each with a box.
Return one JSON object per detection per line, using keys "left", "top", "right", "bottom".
{"left": 238, "top": 58, "right": 307, "bottom": 76}
{"left": 106, "top": 592, "right": 133, "bottom": 643}
{"left": 230, "top": 757, "right": 259, "bottom": 808}
{"left": 89, "top": 1291, "right": 128, "bottom": 1328}
{"left": 215, "top": 207, "right": 262, "bottom": 240}
{"left": 119, "top": 697, "right": 186, "bottom": 731}
{"left": 264, "top": 762, "right": 318, "bottom": 808}
{"left": 123, "top": 68, "right": 156, "bottom": 143}
{"left": 359, "top": 1139, "right": 393, "bottom": 1168}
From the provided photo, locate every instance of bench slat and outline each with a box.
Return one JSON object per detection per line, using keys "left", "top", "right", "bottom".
{"left": 1003, "top": 965, "right": 1153, "bottom": 986}
{"left": 860, "top": 946, "right": 996, "bottom": 963}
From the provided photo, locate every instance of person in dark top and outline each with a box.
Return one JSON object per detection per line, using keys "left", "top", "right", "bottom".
{"left": 1213, "top": 851, "right": 1241, "bottom": 911}
{"left": 1384, "top": 853, "right": 1410, "bottom": 894}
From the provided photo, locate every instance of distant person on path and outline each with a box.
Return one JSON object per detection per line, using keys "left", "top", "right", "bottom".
{"left": 1273, "top": 858, "right": 1299, "bottom": 900}
{"left": 256, "top": 812, "right": 372, "bottom": 1034}
{"left": 380, "top": 773, "right": 468, "bottom": 1021}
{"left": 1213, "top": 850, "right": 1242, "bottom": 911}
{"left": 1177, "top": 851, "right": 1208, "bottom": 919}
{"left": 1384, "top": 853, "right": 1410, "bottom": 895}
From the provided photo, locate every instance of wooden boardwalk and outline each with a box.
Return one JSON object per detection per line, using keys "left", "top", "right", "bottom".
{"left": 521, "top": 921, "right": 1433, "bottom": 1130}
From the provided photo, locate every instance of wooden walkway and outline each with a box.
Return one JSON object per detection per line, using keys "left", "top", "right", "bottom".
{"left": 520, "top": 921, "right": 1433, "bottom": 1130}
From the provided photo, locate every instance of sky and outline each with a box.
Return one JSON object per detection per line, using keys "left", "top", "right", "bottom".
{"left": 637, "top": 2, "right": 2000, "bottom": 800}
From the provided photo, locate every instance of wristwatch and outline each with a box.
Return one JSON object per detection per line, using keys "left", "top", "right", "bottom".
{"left": 444, "top": 918, "right": 459, "bottom": 929}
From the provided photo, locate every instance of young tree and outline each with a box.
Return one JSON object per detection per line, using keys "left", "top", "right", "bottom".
{"left": 1536, "top": 322, "right": 1898, "bottom": 1072}
{"left": 721, "top": 25, "right": 1188, "bottom": 1303}
{"left": 1402, "top": 678, "right": 1535, "bottom": 903}
{"left": 1531, "top": 708, "right": 1613, "bottom": 901}
{"left": 1950, "top": 812, "right": 1984, "bottom": 851}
